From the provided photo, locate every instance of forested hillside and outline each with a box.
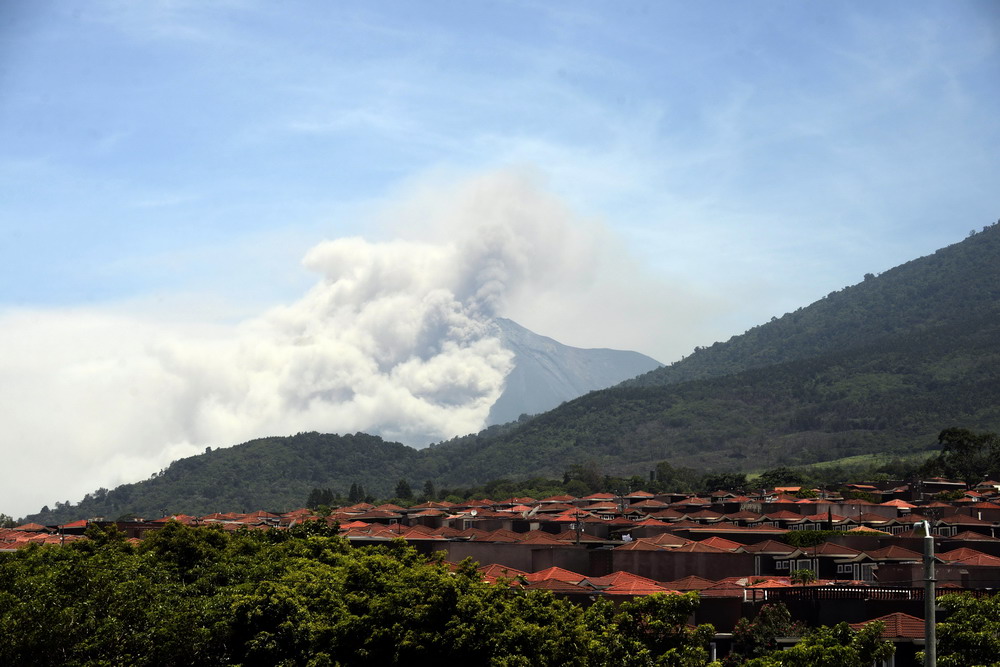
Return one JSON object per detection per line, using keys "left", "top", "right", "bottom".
{"left": 431, "top": 309, "right": 1000, "bottom": 485}
{"left": 626, "top": 221, "right": 1000, "bottom": 388}
{"left": 21, "top": 224, "right": 1000, "bottom": 524}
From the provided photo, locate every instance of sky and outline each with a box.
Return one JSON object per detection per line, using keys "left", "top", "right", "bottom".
{"left": 1, "top": 1, "right": 998, "bottom": 518}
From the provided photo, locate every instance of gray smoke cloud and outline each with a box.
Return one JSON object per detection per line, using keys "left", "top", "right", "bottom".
{"left": 0, "top": 170, "right": 621, "bottom": 518}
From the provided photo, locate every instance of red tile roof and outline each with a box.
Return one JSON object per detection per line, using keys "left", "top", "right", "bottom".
{"left": 13, "top": 523, "right": 48, "bottom": 532}
{"left": 615, "top": 538, "right": 668, "bottom": 551}
{"left": 661, "top": 575, "right": 718, "bottom": 590}
{"left": 850, "top": 612, "right": 925, "bottom": 639}
{"left": 524, "top": 566, "right": 586, "bottom": 584}
{"left": 863, "top": 546, "right": 923, "bottom": 561}
{"left": 947, "top": 530, "right": 1000, "bottom": 542}
{"left": 951, "top": 553, "right": 1000, "bottom": 567}
{"left": 584, "top": 570, "right": 659, "bottom": 588}
{"left": 938, "top": 547, "right": 988, "bottom": 561}
{"left": 478, "top": 563, "right": 528, "bottom": 579}
{"left": 602, "top": 581, "right": 676, "bottom": 596}
{"left": 539, "top": 495, "right": 578, "bottom": 503}
{"left": 649, "top": 532, "right": 693, "bottom": 547}
{"left": 740, "top": 540, "right": 795, "bottom": 554}
{"left": 698, "top": 536, "right": 743, "bottom": 551}
{"left": 523, "top": 579, "right": 588, "bottom": 593}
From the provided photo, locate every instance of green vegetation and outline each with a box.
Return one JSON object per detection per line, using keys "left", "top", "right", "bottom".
{"left": 919, "top": 427, "right": 1000, "bottom": 485}
{"left": 627, "top": 220, "right": 1000, "bottom": 389}
{"left": 929, "top": 592, "right": 1000, "bottom": 667}
{"left": 725, "top": 603, "right": 803, "bottom": 665}
{"left": 743, "top": 622, "right": 892, "bottom": 667}
{"left": 0, "top": 522, "right": 720, "bottom": 666}
{"left": 789, "top": 569, "right": 817, "bottom": 586}
{"left": 0, "top": 523, "right": 904, "bottom": 665}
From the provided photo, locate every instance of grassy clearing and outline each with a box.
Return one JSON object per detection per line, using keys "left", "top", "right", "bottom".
{"left": 747, "top": 449, "right": 938, "bottom": 480}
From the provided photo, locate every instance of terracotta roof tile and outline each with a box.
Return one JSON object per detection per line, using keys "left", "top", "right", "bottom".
{"left": 863, "top": 545, "right": 923, "bottom": 561}
{"left": 524, "top": 566, "right": 586, "bottom": 584}
{"left": 740, "top": 540, "right": 795, "bottom": 554}
{"left": 850, "top": 612, "right": 924, "bottom": 639}
{"left": 947, "top": 530, "right": 1000, "bottom": 542}
{"left": 602, "top": 581, "right": 676, "bottom": 596}
{"left": 650, "top": 532, "right": 693, "bottom": 547}
{"left": 661, "top": 575, "right": 718, "bottom": 590}
{"left": 615, "top": 538, "right": 668, "bottom": 551}
{"left": 698, "top": 536, "right": 743, "bottom": 551}
{"left": 951, "top": 553, "right": 1000, "bottom": 567}
{"left": 478, "top": 563, "right": 529, "bottom": 579}
{"left": 584, "top": 570, "right": 659, "bottom": 588}
{"left": 523, "top": 579, "right": 588, "bottom": 593}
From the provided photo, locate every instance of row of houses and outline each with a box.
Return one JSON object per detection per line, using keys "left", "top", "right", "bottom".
{"left": 5, "top": 478, "right": 999, "bottom": 664}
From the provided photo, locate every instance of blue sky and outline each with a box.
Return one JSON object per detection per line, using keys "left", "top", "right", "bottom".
{"left": 1, "top": 1, "right": 998, "bottom": 517}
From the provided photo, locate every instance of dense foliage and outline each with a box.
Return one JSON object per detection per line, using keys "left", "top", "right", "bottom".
{"left": 742, "top": 622, "right": 892, "bottom": 667}
{"left": 0, "top": 522, "right": 719, "bottom": 666}
{"left": 626, "top": 220, "right": 1000, "bottom": 389}
{"left": 930, "top": 592, "right": 1000, "bottom": 667}
{"left": 724, "top": 603, "right": 803, "bottom": 664}
{"left": 919, "top": 427, "right": 1000, "bottom": 485}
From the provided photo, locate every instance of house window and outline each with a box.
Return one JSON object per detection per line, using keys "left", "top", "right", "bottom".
{"left": 776, "top": 561, "right": 789, "bottom": 570}
{"left": 837, "top": 564, "right": 851, "bottom": 574}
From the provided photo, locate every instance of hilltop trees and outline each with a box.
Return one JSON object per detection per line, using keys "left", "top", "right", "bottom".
{"left": 919, "top": 428, "right": 1000, "bottom": 485}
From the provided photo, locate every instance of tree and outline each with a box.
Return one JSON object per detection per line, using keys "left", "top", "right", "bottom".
{"left": 306, "top": 487, "right": 335, "bottom": 509}
{"left": 348, "top": 482, "right": 365, "bottom": 503}
{"left": 702, "top": 472, "right": 747, "bottom": 494}
{"left": 756, "top": 467, "right": 806, "bottom": 490}
{"left": 0, "top": 525, "right": 725, "bottom": 665}
{"left": 594, "top": 592, "right": 716, "bottom": 665}
{"left": 745, "top": 621, "right": 893, "bottom": 667}
{"left": 928, "top": 592, "right": 1000, "bottom": 667}
{"left": 919, "top": 428, "right": 1000, "bottom": 485}
{"left": 564, "top": 461, "right": 603, "bottom": 493}
{"left": 654, "top": 461, "right": 699, "bottom": 492}
{"left": 422, "top": 479, "right": 436, "bottom": 500}
{"left": 790, "top": 568, "right": 817, "bottom": 586}
{"left": 0, "top": 513, "right": 15, "bottom": 529}
{"left": 725, "top": 602, "right": 802, "bottom": 663}
{"left": 394, "top": 478, "right": 412, "bottom": 500}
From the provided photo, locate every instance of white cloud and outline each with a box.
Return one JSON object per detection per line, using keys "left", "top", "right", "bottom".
{"left": 3, "top": 168, "right": 723, "bottom": 519}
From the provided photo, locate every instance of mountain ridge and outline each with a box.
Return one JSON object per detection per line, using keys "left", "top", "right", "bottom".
{"left": 19, "top": 223, "right": 1000, "bottom": 524}
{"left": 626, "top": 222, "right": 1000, "bottom": 388}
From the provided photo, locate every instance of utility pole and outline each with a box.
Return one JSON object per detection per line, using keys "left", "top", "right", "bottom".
{"left": 923, "top": 520, "right": 936, "bottom": 667}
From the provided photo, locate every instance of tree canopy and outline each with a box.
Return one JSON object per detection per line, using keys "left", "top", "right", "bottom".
{"left": 0, "top": 522, "right": 718, "bottom": 666}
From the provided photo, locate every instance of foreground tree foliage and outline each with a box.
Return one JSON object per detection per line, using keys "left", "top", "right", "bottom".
{"left": 927, "top": 592, "right": 1000, "bottom": 667}
{"left": 0, "top": 522, "right": 718, "bottom": 666}
{"left": 742, "top": 621, "right": 892, "bottom": 667}
{"left": 724, "top": 603, "right": 803, "bottom": 664}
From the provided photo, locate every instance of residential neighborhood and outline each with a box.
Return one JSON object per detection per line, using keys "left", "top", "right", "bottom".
{"left": 7, "top": 476, "right": 1000, "bottom": 663}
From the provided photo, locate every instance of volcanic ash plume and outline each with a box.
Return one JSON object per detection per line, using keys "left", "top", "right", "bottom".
{"left": 0, "top": 170, "right": 603, "bottom": 516}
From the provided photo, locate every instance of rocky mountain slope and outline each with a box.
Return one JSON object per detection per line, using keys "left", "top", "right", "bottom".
{"left": 487, "top": 318, "right": 661, "bottom": 424}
